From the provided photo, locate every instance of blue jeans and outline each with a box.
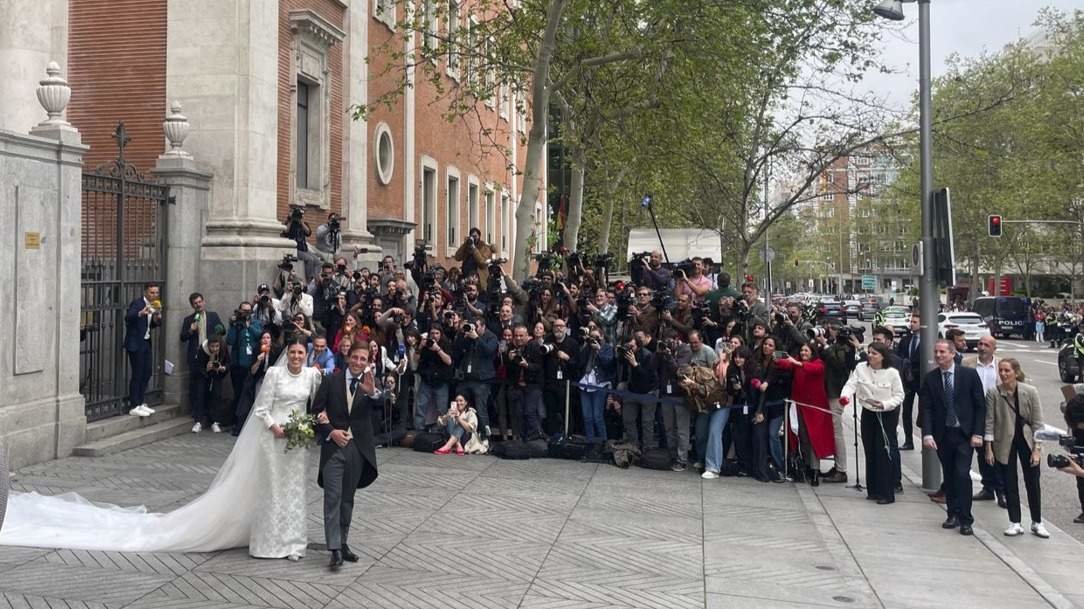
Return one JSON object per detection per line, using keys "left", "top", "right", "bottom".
{"left": 702, "top": 408, "right": 732, "bottom": 474}
{"left": 415, "top": 380, "right": 449, "bottom": 430}
{"left": 579, "top": 389, "right": 607, "bottom": 443}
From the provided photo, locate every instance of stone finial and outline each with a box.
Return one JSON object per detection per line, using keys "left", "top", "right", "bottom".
{"left": 36, "top": 61, "right": 71, "bottom": 126}
{"left": 162, "top": 100, "right": 192, "bottom": 159}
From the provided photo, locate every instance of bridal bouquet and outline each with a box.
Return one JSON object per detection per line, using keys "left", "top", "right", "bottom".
{"left": 283, "top": 411, "right": 317, "bottom": 452}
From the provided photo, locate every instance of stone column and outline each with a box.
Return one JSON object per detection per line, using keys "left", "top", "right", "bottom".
{"left": 166, "top": 0, "right": 294, "bottom": 309}
{"left": 341, "top": 0, "right": 381, "bottom": 267}
{"left": 0, "top": 0, "right": 67, "bottom": 133}
{"left": 0, "top": 62, "right": 88, "bottom": 469}
{"left": 152, "top": 102, "right": 213, "bottom": 409}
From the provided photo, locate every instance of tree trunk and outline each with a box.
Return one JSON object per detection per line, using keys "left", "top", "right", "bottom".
{"left": 562, "top": 145, "right": 585, "bottom": 250}
{"left": 512, "top": 0, "right": 567, "bottom": 281}
{"left": 597, "top": 166, "right": 627, "bottom": 255}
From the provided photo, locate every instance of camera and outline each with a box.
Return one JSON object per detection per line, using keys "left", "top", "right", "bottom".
{"left": 328, "top": 214, "right": 341, "bottom": 233}
{"left": 291, "top": 284, "right": 303, "bottom": 296}
{"left": 616, "top": 345, "right": 631, "bottom": 359}
{"left": 675, "top": 259, "right": 695, "bottom": 278}
{"left": 773, "top": 311, "right": 787, "bottom": 326}
{"left": 462, "top": 322, "right": 474, "bottom": 334}
{"left": 540, "top": 343, "right": 556, "bottom": 355}
{"left": 287, "top": 206, "right": 304, "bottom": 223}
{"left": 278, "top": 254, "right": 299, "bottom": 270}
{"left": 837, "top": 325, "right": 866, "bottom": 345}
{"left": 652, "top": 292, "right": 676, "bottom": 313}
{"left": 404, "top": 242, "right": 428, "bottom": 272}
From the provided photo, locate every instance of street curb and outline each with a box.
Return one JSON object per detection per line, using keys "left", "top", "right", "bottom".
{"left": 896, "top": 449, "right": 1077, "bottom": 609}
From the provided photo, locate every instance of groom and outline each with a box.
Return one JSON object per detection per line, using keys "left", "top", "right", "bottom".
{"left": 312, "top": 342, "right": 381, "bottom": 570}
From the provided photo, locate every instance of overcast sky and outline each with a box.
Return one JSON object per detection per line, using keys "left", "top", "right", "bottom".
{"left": 861, "top": 1, "right": 1082, "bottom": 112}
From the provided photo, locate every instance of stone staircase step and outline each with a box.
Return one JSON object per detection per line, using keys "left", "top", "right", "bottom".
{"left": 73, "top": 418, "right": 192, "bottom": 457}
{"left": 83, "top": 403, "right": 185, "bottom": 444}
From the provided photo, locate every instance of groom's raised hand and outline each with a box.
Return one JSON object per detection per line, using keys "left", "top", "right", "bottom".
{"left": 360, "top": 369, "right": 376, "bottom": 396}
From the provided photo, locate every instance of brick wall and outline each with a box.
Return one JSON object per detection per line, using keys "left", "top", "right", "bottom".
{"left": 277, "top": 0, "right": 346, "bottom": 225}
{"left": 68, "top": 0, "right": 167, "bottom": 173}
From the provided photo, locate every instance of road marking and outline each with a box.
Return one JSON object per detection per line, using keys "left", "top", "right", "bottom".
{"left": 1034, "top": 359, "right": 1057, "bottom": 366}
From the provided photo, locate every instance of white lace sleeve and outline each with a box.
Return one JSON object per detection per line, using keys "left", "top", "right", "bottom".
{"left": 252, "top": 367, "right": 281, "bottom": 428}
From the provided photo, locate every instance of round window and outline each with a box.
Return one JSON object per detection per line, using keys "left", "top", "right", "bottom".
{"left": 374, "top": 123, "right": 394, "bottom": 185}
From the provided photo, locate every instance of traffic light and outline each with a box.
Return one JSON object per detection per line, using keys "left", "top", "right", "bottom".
{"left": 988, "top": 214, "right": 1002, "bottom": 237}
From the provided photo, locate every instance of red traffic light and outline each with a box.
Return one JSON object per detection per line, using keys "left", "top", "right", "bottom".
{"left": 988, "top": 214, "right": 1003, "bottom": 237}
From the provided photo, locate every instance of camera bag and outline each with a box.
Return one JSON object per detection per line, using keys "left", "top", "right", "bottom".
{"left": 638, "top": 447, "right": 672, "bottom": 470}
{"left": 398, "top": 430, "right": 417, "bottom": 449}
{"left": 492, "top": 440, "right": 531, "bottom": 460}
{"left": 412, "top": 432, "right": 447, "bottom": 453}
{"left": 527, "top": 438, "right": 550, "bottom": 459}
{"left": 547, "top": 434, "right": 590, "bottom": 461}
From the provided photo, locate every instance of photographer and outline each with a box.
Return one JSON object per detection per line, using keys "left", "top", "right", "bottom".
{"left": 626, "top": 287, "right": 660, "bottom": 339}
{"left": 252, "top": 284, "right": 282, "bottom": 334}
{"left": 331, "top": 256, "right": 353, "bottom": 291}
{"left": 456, "top": 282, "right": 488, "bottom": 325}
{"left": 542, "top": 319, "right": 581, "bottom": 436}
{"left": 637, "top": 250, "right": 672, "bottom": 293}
{"left": 673, "top": 257, "right": 712, "bottom": 305}
{"left": 736, "top": 282, "right": 771, "bottom": 345}
{"left": 411, "top": 325, "right": 454, "bottom": 431}
{"left": 313, "top": 212, "right": 343, "bottom": 258}
{"left": 452, "top": 319, "right": 498, "bottom": 438}
{"left": 309, "top": 262, "right": 340, "bottom": 331}
{"left": 454, "top": 228, "right": 493, "bottom": 289}
{"left": 750, "top": 336, "right": 792, "bottom": 483}
{"left": 283, "top": 312, "right": 314, "bottom": 344}
{"left": 415, "top": 289, "right": 447, "bottom": 334}
{"left": 279, "top": 279, "right": 314, "bottom": 320}
{"left": 821, "top": 324, "right": 859, "bottom": 483}
{"left": 661, "top": 293, "right": 695, "bottom": 341}
{"left": 576, "top": 328, "right": 617, "bottom": 445}
{"left": 586, "top": 288, "right": 618, "bottom": 346}
{"left": 618, "top": 335, "right": 659, "bottom": 450}
{"left": 773, "top": 303, "right": 813, "bottom": 356}
{"left": 505, "top": 324, "right": 546, "bottom": 440}
{"left": 192, "top": 335, "right": 230, "bottom": 433}
{"left": 225, "top": 301, "right": 263, "bottom": 430}
{"left": 657, "top": 332, "right": 694, "bottom": 471}
{"left": 1055, "top": 397, "right": 1084, "bottom": 520}
{"left": 280, "top": 206, "right": 318, "bottom": 279}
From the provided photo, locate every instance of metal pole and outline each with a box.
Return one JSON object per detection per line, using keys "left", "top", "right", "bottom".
{"left": 917, "top": 0, "right": 941, "bottom": 491}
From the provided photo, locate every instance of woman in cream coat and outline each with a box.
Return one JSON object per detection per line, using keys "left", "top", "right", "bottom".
{"left": 984, "top": 358, "right": 1049, "bottom": 538}
{"left": 840, "top": 343, "right": 905, "bottom": 505}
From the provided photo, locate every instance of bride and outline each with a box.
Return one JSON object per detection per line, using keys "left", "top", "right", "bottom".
{"left": 0, "top": 338, "right": 322, "bottom": 558}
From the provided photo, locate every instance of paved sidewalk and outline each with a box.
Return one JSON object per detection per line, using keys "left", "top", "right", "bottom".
{"left": 0, "top": 426, "right": 1080, "bottom": 609}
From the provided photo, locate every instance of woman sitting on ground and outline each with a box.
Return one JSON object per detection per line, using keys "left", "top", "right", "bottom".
{"left": 433, "top": 394, "right": 488, "bottom": 455}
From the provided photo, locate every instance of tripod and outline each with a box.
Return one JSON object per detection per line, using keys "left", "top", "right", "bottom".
{"left": 848, "top": 399, "right": 864, "bottom": 492}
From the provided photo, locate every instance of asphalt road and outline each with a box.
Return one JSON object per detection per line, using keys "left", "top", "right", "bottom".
{"left": 850, "top": 318, "right": 1084, "bottom": 542}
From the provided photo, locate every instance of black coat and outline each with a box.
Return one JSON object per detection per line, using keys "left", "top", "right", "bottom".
{"left": 919, "top": 365, "right": 985, "bottom": 443}
{"left": 180, "top": 311, "right": 224, "bottom": 365}
{"left": 312, "top": 370, "right": 380, "bottom": 490}
{"left": 895, "top": 333, "right": 923, "bottom": 390}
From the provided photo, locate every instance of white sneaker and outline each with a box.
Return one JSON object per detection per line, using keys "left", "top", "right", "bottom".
{"left": 191, "top": 422, "right": 202, "bottom": 433}
{"left": 130, "top": 405, "right": 151, "bottom": 417}
{"left": 141, "top": 403, "right": 156, "bottom": 414}
{"left": 701, "top": 471, "right": 719, "bottom": 480}
{"left": 1031, "top": 522, "right": 1050, "bottom": 539}
{"left": 211, "top": 423, "right": 222, "bottom": 433}
{"left": 1003, "top": 522, "right": 1024, "bottom": 536}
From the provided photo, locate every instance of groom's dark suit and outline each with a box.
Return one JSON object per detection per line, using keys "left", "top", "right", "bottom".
{"left": 312, "top": 368, "right": 380, "bottom": 555}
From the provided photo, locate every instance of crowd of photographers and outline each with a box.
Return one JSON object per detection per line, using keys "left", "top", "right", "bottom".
{"left": 176, "top": 214, "right": 1084, "bottom": 531}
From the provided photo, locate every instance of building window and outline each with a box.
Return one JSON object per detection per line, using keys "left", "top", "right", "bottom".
{"left": 484, "top": 36, "right": 496, "bottom": 108}
{"left": 374, "top": 0, "right": 395, "bottom": 30}
{"left": 422, "top": 0, "right": 438, "bottom": 55}
{"left": 421, "top": 161, "right": 437, "bottom": 244}
{"left": 446, "top": 169, "right": 461, "bottom": 253}
{"left": 296, "top": 80, "right": 311, "bottom": 189}
{"left": 467, "top": 179, "right": 479, "bottom": 233}
{"left": 446, "top": 0, "right": 461, "bottom": 78}
{"left": 374, "top": 122, "right": 394, "bottom": 185}
{"left": 516, "top": 92, "right": 527, "bottom": 133}
{"left": 501, "top": 191, "right": 510, "bottom": 252}
{"left": 485, "top": 188, "right": 496, "bottom": 245}
{"left": 499, "top": 84, "right": 509, "bottom": 120}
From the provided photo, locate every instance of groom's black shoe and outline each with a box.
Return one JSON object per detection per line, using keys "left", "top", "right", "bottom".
{"left": 341, "top": 546, "right": 360, "bottom": 563}
{"left": 329, "top": 550, "right": 343, "bottom": 570}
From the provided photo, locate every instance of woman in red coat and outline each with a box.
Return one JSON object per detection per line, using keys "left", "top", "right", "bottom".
{"left": 776, "top": 342, "right": 836, "bottom": 486}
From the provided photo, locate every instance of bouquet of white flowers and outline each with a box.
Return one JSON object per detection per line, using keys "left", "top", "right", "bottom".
{"left": 282, "top": 411, "right": 317, "bottom": 452}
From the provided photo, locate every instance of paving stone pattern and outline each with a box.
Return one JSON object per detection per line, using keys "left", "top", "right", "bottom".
{"left": 0, "top": 433, "right": 1071, "bottom": 609}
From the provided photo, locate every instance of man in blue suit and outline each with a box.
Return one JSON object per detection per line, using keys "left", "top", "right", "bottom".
{"left": 125, "top": 283, "right": 162, "bottom": 417}
{"left": 920, "top": 339, "right": 986, "bottom": 536}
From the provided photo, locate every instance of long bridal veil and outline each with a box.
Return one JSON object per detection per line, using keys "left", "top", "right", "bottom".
{"left": 0, "top": 353, "right": 289, "bottom": 553}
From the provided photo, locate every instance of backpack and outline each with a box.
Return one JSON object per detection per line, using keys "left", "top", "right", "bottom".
{"left": 526, "top": 438, "right": 550, "bottom": 459}
{"left": 492, "top": 440, "right": 531, "bottom": 460}
{"left": 638, "top": 447, "right": 672, "bottom": 470}
{"left": 412, "top": 432, "right": 447, "bottom": 453}
{"left": 398, "top": 430, "right": 417, "bottom": 449}
{"left": 547, "top": 434, "right": 591, "bottom": 461}
{"left": 610, "top": 442, "right": 640, "bottom": 468}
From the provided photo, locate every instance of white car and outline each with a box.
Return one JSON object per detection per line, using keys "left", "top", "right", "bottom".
{"left": 937, "top": 312, "right": 991, "bottom": 351}
{"left": 882, "top": 306, "right": 912, "bottom": 336}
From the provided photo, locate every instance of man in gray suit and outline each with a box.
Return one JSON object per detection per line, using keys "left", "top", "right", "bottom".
{"left": 312, "top": 342, "right": 382, "bottom": 570}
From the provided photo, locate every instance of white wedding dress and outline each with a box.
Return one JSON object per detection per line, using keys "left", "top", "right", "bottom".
{"left": 0, "top": 363, "right": 322, "bottom": 556}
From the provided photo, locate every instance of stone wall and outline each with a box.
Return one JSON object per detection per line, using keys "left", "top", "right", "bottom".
{"left": 0, "top": 66, "right": 89, "bottom": 470}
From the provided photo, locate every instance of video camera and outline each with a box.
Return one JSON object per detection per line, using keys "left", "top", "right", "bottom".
{"left": 278, "top": 254, "right": 299, "bottom": 270}
{"left": 403, "top": 242, "right": 428, "bottom": 272}
{"left": 286, "top": 206, "right": 304, "bottom": 223}
{"left": 652, "top": 292, "right": 676, "bottom": 313}
{"left": 837, "top": 325, "right": 866, "bottom": 345}
{"left": 534, "top": 251, "right": 561, "bottom": 274}
{"left": 629, "top": 251, "right": 651, "bottom": 285}
{"left": 1047, "top": 434, "right": 1084, "bottom": 469}
{"left": 673, "top": 258, "right": 695, "bottom": 278}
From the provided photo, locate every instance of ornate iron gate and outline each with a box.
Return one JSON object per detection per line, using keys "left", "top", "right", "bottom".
{"left": 80, "top": 123, "right": 170, "bottom": 421}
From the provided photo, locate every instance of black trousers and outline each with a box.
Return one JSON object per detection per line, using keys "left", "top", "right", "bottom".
{"left": 862, "top": 408, "right": 899, "bottom": 501}
{"left": 938, "top": 428, "right": 975, "bottom": 525}
{"left": 999, "top": 431, "right": 1042, "bottom": 524}
{"left": 127, "top": 344, "right": 153, "bottom": 407}
{"left": 731, "top": 409, "right": 756, "bottom": 476}
{"left": 900, "top": 388, "right": 917, "bottom": 442}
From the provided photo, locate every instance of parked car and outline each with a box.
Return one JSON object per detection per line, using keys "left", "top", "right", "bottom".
{"left": 817, "top": 299, "right": 845, "bottom": 321}
{"left": 842, "top": 300, "right": 862, "bottom": 319}
{"left": 859, "top": 296, "right": 883, "bottom": 321}
{"left": 936, "top": 312, "right": 991, "bottom": 351}
{"left": 882, "top": 306, "right": 912, "bottom": 336}
{"left": 971, "top": 296, "right": 1033, "bottom": 340}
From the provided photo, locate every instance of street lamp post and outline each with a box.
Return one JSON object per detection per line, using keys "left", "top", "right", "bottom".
{"left": 874, "top": 0, "right": 940, "bottom": 491}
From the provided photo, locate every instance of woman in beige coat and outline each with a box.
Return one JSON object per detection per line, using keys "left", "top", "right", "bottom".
{"left": 984, "top": 358, "right": 1048, "bottom": 538}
